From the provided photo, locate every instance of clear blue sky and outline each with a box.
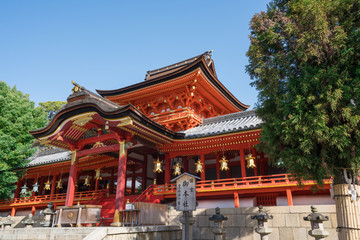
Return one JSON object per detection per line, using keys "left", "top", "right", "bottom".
{"left": 0, "top": 1, "right": 270, "bottom": 109}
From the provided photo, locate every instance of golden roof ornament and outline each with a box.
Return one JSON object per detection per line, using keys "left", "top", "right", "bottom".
{"left": 153, "top": 158, "right": 163, "bottom": 173}
{"left": 173, "top": 162, "right": 182, "bottom": 176}
{"left": 84, "top": 176, "right": 91, "bottom": 187}
{"left": 95, "top": 168, "right": 102, "bottom": 180}
{"left": 219, "top": 156, "right": 229, "bottom": 171}
{"left": 195, "top": 160, "right": 204, "bottom": 173}
{"left": 71, "top": 80, "right": 83, "bottom": 94}
{"left": 246, "top": 153, "right": 257, "bottom": 168}
{"left": 44, "top": 180, "right": 51, "bottom": 190}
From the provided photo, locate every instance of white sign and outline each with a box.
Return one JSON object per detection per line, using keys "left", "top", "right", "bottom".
{"left": 175, "top": 174, "right": 197, "bottom": 211}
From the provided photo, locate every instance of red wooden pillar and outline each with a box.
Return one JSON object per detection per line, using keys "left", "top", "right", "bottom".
{"left": 95, "top": 177, "right": 99, "bottom": 191}
{"left": 31, "top": 206, "right": 36, "bottom": 215}
{"left": 14, "top": 179, "right": 22, "bottom": 198}
{"left": 252, "top": 148, "right": 258, "bottom": 177}
{"left": 240, "top": 148, "right": 246, "bottom": 178}
{"left": 200, "top": 153, "right": 206, "bottom": 180}
{"left": 11, "top": 207, "right": 16, "bottom": 217}
{"left": 216, "top": 153, "right": 220, "bottom": 179}
{"left": 183, "top": 156, "right": 189, "bottom": 173}
{"left": 50, "top": 175, "right": 57, "bottom": 199}
{"left": 286, "top": 189, "right": 293, "bottom": 206}
{"left": 142, "top": 155, "right": 148, "bottom": 191}
{"left": 115, "top": 140, "right": 127, "bottom": 210}
{"left": 234, "top": 192, "right": 240, "bottom": 208}
{"left": 165, "top": 154, "right": 171, "bottom": 184}
{"left": 131, "top": 165, "right": 136, "bottom": 194}
{"left": 65, "top": 151, "right": 78, "bottom": 206}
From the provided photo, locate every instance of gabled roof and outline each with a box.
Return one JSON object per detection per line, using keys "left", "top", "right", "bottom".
{"left": 96, "top": 51, "right": 249, "bottom": 111}
{"left": 182, "top": 109, "right": 262, "bottom": 138}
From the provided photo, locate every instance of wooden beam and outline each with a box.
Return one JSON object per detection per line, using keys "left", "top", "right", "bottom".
{"left": 77, "top": 144, "right": 120, "bottom": 158}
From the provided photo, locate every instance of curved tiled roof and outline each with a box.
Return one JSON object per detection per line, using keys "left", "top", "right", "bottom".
{"left": 182, "top": 109, "right": 262, "bottom": 138}
{"left": 26, "top": 148, "right": 71, "bottom": 167}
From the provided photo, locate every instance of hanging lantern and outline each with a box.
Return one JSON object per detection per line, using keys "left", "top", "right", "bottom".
{"left": 219, "top": 156, "right": 229, "bottom": 171}
{"left": 44, "top": 180, "right": 51, "bottom": 190}
{"left": 153, "top": 158, "right": 163, "bottom": 173}
{"left": 32, "top": 182, "right": 39, "bottom": 193}
{"left": 95, "top": 168, "right": 102, "bottom": 180}
{"left": 84, "top": 176, "right": 91, "bottom": 187}
{"left": 20, "top": 184, "right": 28, "bottom": 195}
{"left": 195, "top": 160, "right": 204, "bottom": 173}
{"left": 56, "top": 179, "right": 63, "bottom": 189}
{"left": 246, "top": 153, "right": 257, "bottom": 168}
{"left": 173, "top": 162, "right": 182, "bottom": 176}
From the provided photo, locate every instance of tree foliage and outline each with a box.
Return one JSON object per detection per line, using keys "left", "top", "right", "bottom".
{"left": 38, "top": 101, "right": 66, "bottom": 121}
{"left": 246, "top": 0, "right": 360, "bottom": 184}
{"left": 0, "top": 82, "right": 47, "bottom": 199}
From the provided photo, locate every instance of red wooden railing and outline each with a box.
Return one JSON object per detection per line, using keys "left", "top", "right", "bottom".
{"left": 0, "top": 189, "right": 107, "bottom": 207}
{"left": 132, "top": 185, "right": 155, "bottom": 203}
{"left": 152, "top": 174, "right": 331, "bottom": 195}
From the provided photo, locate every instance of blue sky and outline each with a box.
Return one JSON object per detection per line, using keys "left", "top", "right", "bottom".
{"left": 0, "top": 1, "right": 270, "bottom": 109}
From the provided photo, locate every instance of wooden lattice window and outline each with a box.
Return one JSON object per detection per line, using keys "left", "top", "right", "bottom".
{"left": 256, "top": 194, "right": 277, "bottom": 206}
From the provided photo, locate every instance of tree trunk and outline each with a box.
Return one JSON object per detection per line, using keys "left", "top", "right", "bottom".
{"left": 334, "top": 171, "right": 360, "bottom": 240}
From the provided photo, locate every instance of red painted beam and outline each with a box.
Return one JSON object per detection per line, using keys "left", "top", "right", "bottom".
{"left": 77, "top": 144, "right": 120, "bottom": 158}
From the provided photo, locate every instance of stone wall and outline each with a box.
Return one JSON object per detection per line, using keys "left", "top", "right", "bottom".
{"left": 168, "top": 205, "right": 338, "bottom": 240}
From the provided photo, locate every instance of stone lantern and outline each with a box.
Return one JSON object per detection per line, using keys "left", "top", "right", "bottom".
{"left": 303, "top": 206, "right": 329, "bottom": 240}
{"left": 3, "top": 216, "right": 14, "bottom": 229}
{"left": 22, "top": 213, "right": 35, "bottom": 228}
{"left": 251, "top": 205, "right": 273, "bottom": 240}
{"left": 209, "top": 207, "right": 228, "bottom": 240}
{"left": 40, "top": 202, "right": 56, "bottom": 227}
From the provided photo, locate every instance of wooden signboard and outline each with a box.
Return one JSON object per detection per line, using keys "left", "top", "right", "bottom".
{"left": 172, "top": 173, "right": 200, "bottom": 212}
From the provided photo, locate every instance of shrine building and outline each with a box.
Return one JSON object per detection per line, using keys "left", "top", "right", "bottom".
{"left": 0, "top": 51, "right": 333, "bottom": 221}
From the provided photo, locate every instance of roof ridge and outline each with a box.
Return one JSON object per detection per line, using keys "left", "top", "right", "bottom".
{"left": 145, "top": 51, "right": 212, "bottom": 80}
{"left": 202, "top": 109, "right": 257, "bottom": 125}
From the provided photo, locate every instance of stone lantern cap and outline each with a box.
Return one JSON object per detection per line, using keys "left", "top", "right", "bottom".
{"left": 251, "top": 205, "right": 273, "bottom": 220}
{"left": 42, "top": 202, "right": 56, "bottom": 214}
{"left": 303, "top": 206, "right": 329, "bottom": 222}
{"left": 3, "top": 216, "right": 14, "bottom": 226}
{"left": 22, "top": 214, "right": 35, "bottom": 225}
{"left": 209, "top": 207, "right": 228, "bottom": 222}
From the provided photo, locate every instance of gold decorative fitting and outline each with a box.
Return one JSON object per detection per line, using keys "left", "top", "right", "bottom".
{"left": 84, "top": 176, "right": 91, "bottom": 187}
{"left": 195, "top": 160, "right": 204, "bottom": 173}
{"left": 219, "top": 156, "right": 229, "bottom": 171}
{"left": 246, "top": 154, "right": 256, "bottom": 168}
{"left": 92, "top": 141, "right": 105, "bottom": 149}
{"left": 95, "top": 168, "right": 102, "bottom": 180}
{"left": 71, "top": 80, "right": 83, "bottom": 94}
{"left": 73, "top": 114, "right": 94, "bottom": 126}
{"left": 56, "top": 179, "right": 63, "bottom": 189}
{"left": 173, "top": 162, "right": 182, "bottom": 176}
{"left": 44, "top": 180, "right": 51, "bottom": 190}
{"left": 153, "top": 158, "right": 163, "bottom": 173}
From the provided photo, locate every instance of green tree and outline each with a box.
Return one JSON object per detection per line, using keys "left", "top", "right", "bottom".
{"left": 38, "top": 101, "right": 66, "bottom": 121}
{"left": 246, "top": 0, "right": 360, "bottom": 238}
{"left": 0, "top": 82, "right": 47, "bottom": 199}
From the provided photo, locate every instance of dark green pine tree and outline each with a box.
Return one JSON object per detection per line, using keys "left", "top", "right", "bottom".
{"left": 246, "top": 0, "right": 360, "bottom": 238}
{"left": 0, "top": 81, "right": 47, "bottom": 199}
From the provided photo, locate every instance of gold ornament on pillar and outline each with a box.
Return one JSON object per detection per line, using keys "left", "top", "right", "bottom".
{"left": 95, "top": 168, "right": 102, "bottom": 180}
{"left": 84, "top": 176, "right": 91, "bottom": 187}
{"left": 195, "top": 160, "right": 204, "bottom": 173}
{"left": 219, "top": 156, "right": 229, "bottom": 171}
{"left": 153, "top": 158, "right": 163, "bottom": 173}
{"left": 246, "top": 153, "right": 256, "bottom": 168}
{"left": 173, "top": 162, "right": 182, "bottom": 176}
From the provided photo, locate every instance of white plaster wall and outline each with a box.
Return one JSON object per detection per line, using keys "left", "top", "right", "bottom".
{"left": 277, "top": 195, "right": 335, "bottom": 206}
{"left": 197, "top": 198, "right": 255, "bottom": 209}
